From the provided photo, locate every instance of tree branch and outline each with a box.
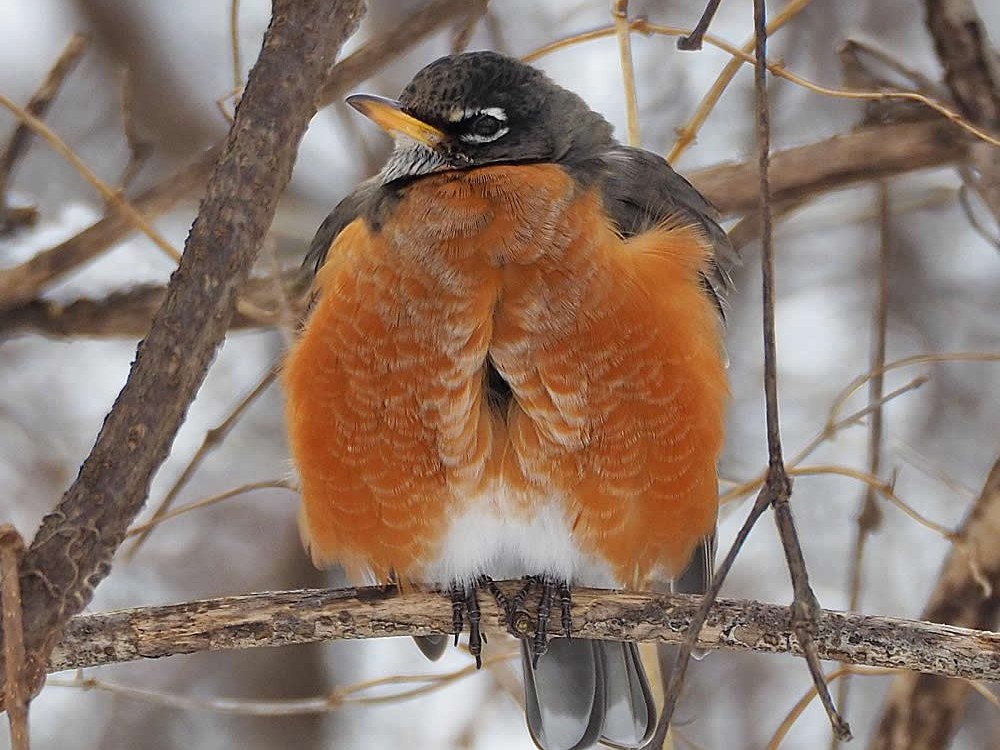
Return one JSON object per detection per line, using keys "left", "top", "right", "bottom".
{"left": 45, "top": 585, "right": 1000, "bottom": 682}
{"left": 0, "top": 33, "right": 90, "bottom": 233}
{"left": 0, "top": 0, "right": 366, "bottom": 706}
{"left": 0, "top": 152, "right": 216, "bottom": 313}
{"left": 869, "top": 456, "right": 1000, "bottom": 750}
{"left": 690, "top": 118, "right": 968, "bottom": 216}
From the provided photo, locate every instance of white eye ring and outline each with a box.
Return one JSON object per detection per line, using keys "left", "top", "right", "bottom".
{"left": 457, "top": 107, "right": 509, "bottom": 144}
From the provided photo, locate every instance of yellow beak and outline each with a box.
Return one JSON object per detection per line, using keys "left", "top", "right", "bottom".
{"left": 346, "top": 94, "right": 446, "bottom": 148}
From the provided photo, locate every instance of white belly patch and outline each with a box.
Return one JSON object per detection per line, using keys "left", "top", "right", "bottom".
{"left": 421, "top": 486, "right": 618, "bottom": 589}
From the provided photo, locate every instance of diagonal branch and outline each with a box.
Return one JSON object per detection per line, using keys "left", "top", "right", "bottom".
{"left": 0, "top": 152, "right": 216, "bottom": 313}
{"left": 0, "top": 33, "right": 90, "bottom": 233}
{"left": 0, "top": 0, "right": 366, "bottom": 708}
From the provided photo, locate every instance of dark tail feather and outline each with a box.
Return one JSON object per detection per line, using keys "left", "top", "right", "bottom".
{"left": 595, "top": 641, "right": 656, "bottom": 748}
{"left": 413, "top": 634, "right": 448, "bottom": 661}
{"left": 523, "top": 638, "right": 654, "bottom": 750}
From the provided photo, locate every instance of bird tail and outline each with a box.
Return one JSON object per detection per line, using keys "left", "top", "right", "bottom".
{"left": 522, "top": 637, "right": 655, "bottom": 750}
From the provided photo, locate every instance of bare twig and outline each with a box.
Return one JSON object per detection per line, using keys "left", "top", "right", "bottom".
{"left": 0, "top": 0, "right": 366, "bottom": 707}
{"left": 450, "top": 0, "right": 489, "bottom": 55}
{"left": 124, "top": 480, "right": 295, "bottom": 539}
{"left": 0, "top": 151, "right": 211, "bottom": 313}
{"left": 651, "top": 6, "right": 830, "bottom": 741}
{"left": 0, "top": 93, "right": 182, "bottom": 263}
{"left": 0, "top": 272, "right": 304, "bottom": 339}
{"left": 317, "top": 0, "right": 478, "bottom": 107}
{"left": 125, "top": 365, "right": 280, "bottom": 558}
{"left": 524, "top": 20, "right": 1000, "bottom": 149}
{"left": 869, "top": 456, "right": 1000, "bottom": 750}
{"left": 611, "top": 0, "right": 640, "bottom": 146}
{"left": 689, "top": 119, "right": 969, "bottom": 216}
{"left": 833, "top": 182, "right": 892, "bottom": 749}
{"left": 0, "top": 526, "right": 29, "bottom": 750}
{"left": 677, "top": 0, "right": 725, "bottom": 51}
{"left": 719, "top": 1, "right": 849, "bottom": 741}
{"left": 43, "top": 584, "right": 1000, "bottom": 680}
{"left": 0, "top": 33, "right": 89, "bottom": 233}
{"left": 116, "top": 69, "right": 153, "bottom": 191}
{"left": 230, "top": 0, "right": 243, "bottom": 91}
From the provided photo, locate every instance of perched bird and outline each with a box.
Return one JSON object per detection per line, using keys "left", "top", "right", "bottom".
{"left": 283, "top": 51, "right": 734, "bottom": 750}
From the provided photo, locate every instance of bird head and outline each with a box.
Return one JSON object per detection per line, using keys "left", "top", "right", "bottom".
{"left": 346, "top": 51, "right": 614, "bottom": 184}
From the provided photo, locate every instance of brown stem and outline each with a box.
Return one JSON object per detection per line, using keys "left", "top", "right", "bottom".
{"left": 0, "top": 526, "right": 28, "bottom": 750}
{"left": 0, "top": 33, "right": 90, "bottom": 233}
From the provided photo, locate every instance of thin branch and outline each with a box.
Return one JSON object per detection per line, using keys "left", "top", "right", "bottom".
{"left": 229, "top": 0, "right": 243, "bottom": 91}
{"left": 0, "top": 526, "right": 28, "bottom": 750}
{"left": 869, "top": 456, "right": 1000, "bottom": 750}
{"left": 676, "top": 0, "right": 725, "bottom": 51}
{"left": 317, "top": 0, "right": 479, "bottom": 107}
{"left": 689, "top": 119, "right": 969, "bottom": 216}
{"left": 116, "top": 69, "right": 153, "bottom": 191}
{"left": 762, "top": 0, "right": 848, "bottom": 739}
{"left": 123, "top": 480, "right": 295, "bottom": 539}
{"left": 0, "top": 0, "right": 366, "bottom": 708}
{"left": 124, "top": 366, "right": 280, "bottom": 558}
{"left": 48, "top": 647, "right": 520, "bottom": 715}
{"left": 672, "top": 0, "right": 821, "bottom": 159}
{"left": 612, "top": 0, "right": 640, "bottom": 146}
{"left": 44, "top": 584, "right": 1000, "bottom": 681}
{"left": 0, "top": 151, "right": 216, "bottom": 314}
{"left": 523, "top": 20, "right": 1000, "bottom": 149}
{"left": 834, "top": 181, "right": 892, "bottom": 749}
{"left": 449, "top": 0, "right": 489, "bottom": 55}
{"left": 0, "top": 93, "right": 182, "bottom": 263}
{"left": 0, "top": 33, "right": 89, "bottom": 233}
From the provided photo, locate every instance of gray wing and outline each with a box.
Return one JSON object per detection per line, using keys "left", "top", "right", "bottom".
{"left": 599, "top": 146, "right": 730, "bottom": 595}
{"left": 303, "top": 176, "right": 383, "bottom": 276}
{"left": 599, "top": 145, "right": 738, "bottom": 321}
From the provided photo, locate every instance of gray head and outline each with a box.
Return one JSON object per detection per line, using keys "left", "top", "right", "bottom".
{"left": 347, "top": 51, "right": 615, "bottom": 183}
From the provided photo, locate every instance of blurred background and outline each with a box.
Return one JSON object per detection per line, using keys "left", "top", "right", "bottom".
{"left": 0, "top": 1, "right": 998, "bottom": 748}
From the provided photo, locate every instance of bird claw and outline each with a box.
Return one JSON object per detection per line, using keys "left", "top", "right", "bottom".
{"left": 449, "top": 580, "right": 485, "bottom": 668}
{"left": 482, "top": 575, "right": 573, "bottom": 666}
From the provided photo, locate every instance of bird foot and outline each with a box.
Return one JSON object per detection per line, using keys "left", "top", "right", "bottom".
{"left": 482, "top": 575, "right": 573, "bottom": 667}
{"left": 449, "top": 580, "right": 487, "bottom": 668}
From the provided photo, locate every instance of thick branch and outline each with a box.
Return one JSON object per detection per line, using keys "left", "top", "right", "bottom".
{"left": 47, "top": 585, "right": 1000, "bottom": 681}
{"left": 690, "top": 118, "right": 968, "bottom": 216}
{"left": 1, "top": 0, "right": 366, "bottom": 703}
{"left": 869, "top": 456, "right": 1000, "bottom": 750}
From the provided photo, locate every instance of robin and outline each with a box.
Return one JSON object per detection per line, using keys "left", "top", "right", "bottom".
{"left": 283, "top": 51, "right": 734, "bottom": 750}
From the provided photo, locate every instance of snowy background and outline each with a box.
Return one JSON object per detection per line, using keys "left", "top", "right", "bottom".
{"left": 1, "top": 1, "right": 998, "bottom": 748}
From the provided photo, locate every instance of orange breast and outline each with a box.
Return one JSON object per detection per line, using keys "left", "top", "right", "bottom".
{"left": 283, "top": 164, "right": 727, "bottom": 586}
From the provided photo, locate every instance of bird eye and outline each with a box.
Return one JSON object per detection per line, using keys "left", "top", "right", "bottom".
{"left": 470, "top": 114, "right": 503, "bottom": 138}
